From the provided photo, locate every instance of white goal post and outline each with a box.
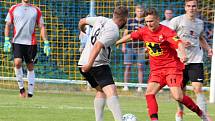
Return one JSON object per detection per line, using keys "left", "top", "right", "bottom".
{"left": 209, "top": 15, "right": 215, "bottom": 103}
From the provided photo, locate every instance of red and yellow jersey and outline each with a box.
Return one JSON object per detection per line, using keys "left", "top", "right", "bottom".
{"left": 130, "top": 24, "right": 184, "bottom": 71}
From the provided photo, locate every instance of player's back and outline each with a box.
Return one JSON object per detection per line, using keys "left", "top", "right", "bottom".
{"left": 78, "top": 16, "right": 119, "bottom": 67}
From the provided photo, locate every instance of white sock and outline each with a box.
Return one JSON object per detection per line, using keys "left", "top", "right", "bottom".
{"left": 106, "top": 96, "right": 122, "bottom": 121}
{"left": 14, "top": 67, "right": 24, "bottom": 89}
{"left": 27, "top": 70, "right": 35, "bottom": 95}
{"left": 94, "top": 98, "right": 106, "bottom": 121}
{"left": 196, "top": 94, "right": 207, "bottom": 113}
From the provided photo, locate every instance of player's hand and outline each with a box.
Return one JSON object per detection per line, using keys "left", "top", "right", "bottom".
{"left": 4, "top": 37, "right": 12, "bottom": 52}
{"left": 44, "top": 40, "right": 51, "bottom": 56}
{"left": 81, "top": 64, "right": 92, "bottom": 72}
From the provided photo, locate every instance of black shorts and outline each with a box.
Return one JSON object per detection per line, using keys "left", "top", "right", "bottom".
{"left": 183, "top": 63, "right": 204, "bottom": 86}
{"left": 79, "top": 65, "right": 115, "bottom": 88}
{"left": 13, "top": 43, "right": 37, "bottom": 64}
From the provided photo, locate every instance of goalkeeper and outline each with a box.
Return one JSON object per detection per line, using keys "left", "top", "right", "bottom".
{"left": 4, "top": 0, "right": 51, "bottom": 98}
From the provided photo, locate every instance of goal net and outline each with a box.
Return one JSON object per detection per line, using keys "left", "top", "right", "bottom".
{"left": 0, "top": 0, "right": 214, "bottom": 92}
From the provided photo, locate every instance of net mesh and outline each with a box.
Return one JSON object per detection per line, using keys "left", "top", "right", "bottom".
{"left": 0, "top": 0, "right": 214, "bottom": 90}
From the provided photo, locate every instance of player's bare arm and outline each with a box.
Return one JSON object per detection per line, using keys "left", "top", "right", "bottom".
{"left": 116, "top": 34, "right": 131, "bottom": 46}
{"left": 4, "top": 21, "right": 11, "bottom": 37}
{"left": 177, "top": 41, "right": 187, "bottom": 63}
{"left": 81, "top": 41, "right": 104, "bottom": 72}
{"left": 39, "top": 24, "right": 48, "bottom": 41}
{"left": 78, "top": 18, "right": 88, "bottom": 34}
{"left": 199, "top": 34, "right": 213, "bottom": 57}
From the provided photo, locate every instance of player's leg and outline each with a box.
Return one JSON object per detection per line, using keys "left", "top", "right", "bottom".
{"left": 167, "top": 73, "right": 203, "bottom": 120}
{"left": 123, "top": 48, "right": 132, "bottom": 91}
{"left": 13, "top": 44, "right": 26, "bottom": 98}
{"left": 25, "top": 45, "right": 37, "bottom": 98}
{"left": 103, "top": 84, "right": 122, "bottom": 121}
{"left": 145, "top": 82, "right": 160, "bottom": 121}
{"left": 175, "top": 66, "right": 189, "bottom": 121}
{"left": 26, "top": 63, "right": 35, "bottom": 97}
{"left": 94, "top": 87, "right": 106, "bottom": 121}
{"left": 145, "top": 72, "right": 162, "bottom": 121}
{"left": 92, "top": 65, "right": 123, "bottom": 121}
{"left": 189, "top": 64, "right": 207, "bottom": 113}
{"left": 79, "top": 68, "right": 105, "bottom": 121}
{"left": 170, "top": 87, "right": 203, "bottom": 117}
{"left": 189, "top": 64, "right": 212, "bottom": 120}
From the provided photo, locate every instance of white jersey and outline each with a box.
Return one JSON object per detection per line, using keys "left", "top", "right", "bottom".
{"left": 78, "top": 16, "right": 119, "bottom": 67}
{"left": 5, "top": 3, "right": 44, "bottom": 45}
{"left": 160, "top": 20, "right": 171, "bottom": 27}
{"left": 170, "top": 14, "right": 204, "bottom": 64}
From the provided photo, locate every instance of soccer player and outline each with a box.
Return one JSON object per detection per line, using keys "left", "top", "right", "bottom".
{"left": 160, "top": 8, "right": 173, "bottom": 27}
{"left": 78, "top": 5, "right": 128, "bottom": 121}
{"left": 122, "top": 4, "right": 145, "bottom": 92}
{"left": 169, "top": 0, "right": 213, "bottom": 121}
{"left": 4, "top": 0, "right": 50, "bottom": 98}
{"left": 116, "top": 8, "right": 209, "bottom": 121}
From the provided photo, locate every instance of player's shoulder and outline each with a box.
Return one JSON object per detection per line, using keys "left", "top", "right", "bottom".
{"left": 160, "top": 25, "right": 176, "bottom": 35}
{"left": 171, "top": 14, "right": 184, "bottom": 22}
{"left": 160, "top": 24, "right": 172, "bottom": 31}
{"left": 94, "top": 16, "right": 109, "bottom": 23}
{"left": 9, "top": 3, "right": 22, "bottom": 11}
{"left": 195, "top": 18, "right": 204, "bottom": 24}
{"left": 28, "top": 4, "right": 41, "bottom": 11}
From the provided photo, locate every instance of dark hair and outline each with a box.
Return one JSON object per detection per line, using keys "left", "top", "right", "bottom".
{"left": 144, "top": 8, "right": 159, "bottom": 18}
{"left": 113, "top": 5, "right": 128, "bottom": 19}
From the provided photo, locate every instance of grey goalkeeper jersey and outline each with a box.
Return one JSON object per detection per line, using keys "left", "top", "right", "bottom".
{"left": 5, "top": 3, "right": 44, "bottom": 45}
{"left": 78, "top": 16, "right": 119, "bottom": 67}
{"left": 170, "top": 14, "right": 204, "bottom": 64}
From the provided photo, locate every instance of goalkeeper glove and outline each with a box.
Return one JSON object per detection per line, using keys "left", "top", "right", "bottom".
{"left": 44, "top": 40, "right": 51, "bottom": 56}
{"left": 4, "top": 37, "right": 12, "bottom": 52}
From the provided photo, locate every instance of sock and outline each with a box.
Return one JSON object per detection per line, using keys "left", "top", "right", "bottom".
{"left": 27, "top": 70, "right": 35, "bottom": 95}
{"left": 146, "top": 94, "right": 158, "bottom": 120}
{"left": 179, "top": 95, "right": 202, "bottom": 116}
{"left": 106, "top": 96, "right": 122, "bottom": 121}
{"left": 178, "top": 102, "right": 184, "bottom": 111}
{"left": 14, "top": 67, "right": 24, "bottom": 89}
{"left": 196, "top": 94, "right": 207, "bottom": 114}
{"left": 177, "top": 102, "right": 184, "bottom": 113}
{"left": 94, "top": 98, "right": 106, "bottom": 121}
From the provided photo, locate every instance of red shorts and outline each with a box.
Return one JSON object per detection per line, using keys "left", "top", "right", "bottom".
{"left": 148, "top": 68, "right": 183, "bottom": 88}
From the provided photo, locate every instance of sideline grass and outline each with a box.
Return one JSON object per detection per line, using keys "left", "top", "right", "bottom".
{"left": 0, "top": 88, "right": 214, "bottom": 121}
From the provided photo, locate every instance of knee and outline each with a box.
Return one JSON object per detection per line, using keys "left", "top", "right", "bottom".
{"left": 173, "top": 95, "right": 183, "bottom": 102}
{"left": 145, "top": 90, "right": 156, "bottom": 95}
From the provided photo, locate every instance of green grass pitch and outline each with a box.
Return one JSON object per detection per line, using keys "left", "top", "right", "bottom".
{"left": 0, "top": 88, "right": 214, "bottom": 121}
